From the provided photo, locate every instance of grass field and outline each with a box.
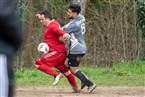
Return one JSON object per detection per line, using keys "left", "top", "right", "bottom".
{"left": 15, "top": 60, "right": 145, "bottom": 88}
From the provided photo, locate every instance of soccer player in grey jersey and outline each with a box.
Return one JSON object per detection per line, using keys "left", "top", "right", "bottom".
{"left": 62, "top": 4, "right": 96, "bottom": 93}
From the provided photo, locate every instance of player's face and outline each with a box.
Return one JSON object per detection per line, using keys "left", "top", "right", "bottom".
{"left": 39, "top": 15, "right": 48, "bottom": 26}
{"left": 67, "top": 9, "right": 75, "bottom": 19}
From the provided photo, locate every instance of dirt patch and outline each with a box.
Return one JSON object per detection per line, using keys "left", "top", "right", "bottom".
{"left": 15, "top": 87, "right": 145, "bottom": 97}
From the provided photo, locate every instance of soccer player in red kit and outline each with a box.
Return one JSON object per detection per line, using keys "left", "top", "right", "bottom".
{"left": 35, "top": 10, "right": 79, "bottom": 92}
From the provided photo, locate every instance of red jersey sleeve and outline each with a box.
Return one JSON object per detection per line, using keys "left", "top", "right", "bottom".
{"left": 51, "top": 24, "right": 65, "bottom": 36}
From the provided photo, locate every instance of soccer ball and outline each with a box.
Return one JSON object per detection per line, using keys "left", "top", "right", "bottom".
{"left": 37, "top": 43, "right": 49, "bottom": 54}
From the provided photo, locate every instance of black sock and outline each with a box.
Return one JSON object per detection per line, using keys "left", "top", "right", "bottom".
{"left": 75, "top": 70, "right": 93, "bottom": 87}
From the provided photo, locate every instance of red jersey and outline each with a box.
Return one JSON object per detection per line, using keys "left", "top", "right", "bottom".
{"left": 44, "top": 20, "right": 66, "bottom": 53}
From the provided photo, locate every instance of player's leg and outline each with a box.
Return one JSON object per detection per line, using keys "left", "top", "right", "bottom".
{"left": 74, "top": 70, "right": 96, "bottom": 93}
{"left": 35, "top": 62, "right": 59, "bottom": 76}
{"left": 55, "top": 64, "right": 78, "bottom": 92}
{"left": 54, "top": 52, "right": 79, "bottom": 92}
{"left": 35, "top": 51, "right": 62, "bottom": 84}
{"left": 68, "top": 54, "right": 96, "bottom": 93}
{"left": 35, "top": 61, "right": 62, "bottom": 85}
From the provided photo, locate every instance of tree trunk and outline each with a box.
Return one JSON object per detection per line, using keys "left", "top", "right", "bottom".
{"left": 44, "top": 0, "right": 48, "bottom": 10}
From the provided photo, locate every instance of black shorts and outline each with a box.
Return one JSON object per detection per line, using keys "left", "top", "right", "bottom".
{"left": 67, "top": 54, "right": 85, "bottom": 67}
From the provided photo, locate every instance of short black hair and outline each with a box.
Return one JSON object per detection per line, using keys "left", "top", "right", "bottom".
{"left": 69, "top": 4, "right": 81, "bottom": 14}
{"left": 39, "top": 10, "right": 52, "bottom": 20}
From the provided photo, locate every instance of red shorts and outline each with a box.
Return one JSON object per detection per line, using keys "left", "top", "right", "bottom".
{"left": 35, "top": 51, "right": 66, "bottom": 68}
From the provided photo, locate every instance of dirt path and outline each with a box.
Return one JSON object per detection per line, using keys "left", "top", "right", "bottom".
{"left": 15, "top": 87, "right": 145, "bottom": 97}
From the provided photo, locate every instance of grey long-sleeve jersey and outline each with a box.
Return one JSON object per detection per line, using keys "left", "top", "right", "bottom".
{"left": 64, "top": 14, "right": 86, "bottom": 54}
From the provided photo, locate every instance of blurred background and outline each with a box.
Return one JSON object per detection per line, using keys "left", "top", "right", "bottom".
{"left": 15, "top": 0, "right": 145, "bottom": 69}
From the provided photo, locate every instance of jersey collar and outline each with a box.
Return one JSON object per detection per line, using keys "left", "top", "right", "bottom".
{"left": 47, "top": 19, "right": 54, "bottom": 27}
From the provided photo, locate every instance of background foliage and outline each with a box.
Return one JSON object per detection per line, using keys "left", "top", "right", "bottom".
{"left": 136, "top": 0, "right": 145, "bottom": 59}
{"left": 15, "top": 0, "right": 145, "bottom": 69}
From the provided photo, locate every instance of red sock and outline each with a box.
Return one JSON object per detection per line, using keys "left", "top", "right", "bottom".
{"left": 66, "top": 73, "right": 78, "bottom": 89}
{"left": 38, "top": 64, "right": 59, "bottom": 77}
{"left": 54, "top": 63, "right": 78, "bottom": 89}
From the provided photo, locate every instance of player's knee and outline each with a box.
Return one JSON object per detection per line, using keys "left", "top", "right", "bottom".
{"left": 35, "top": 59, "right": 43, "bottom": 68}
{"left": 35, "top": 59, "right": 41, "bottom": 65}
{"left": 35, "top": 64, "right": 39, "bottom": 68}
{"left": 70, "top": 67, "right": 78, "bottom": 74}
{"left": 36, "top": 64, "right": 46, "bottom": 71}
{"left": 64, "top": 62, "right": 70, "bottom": 69}
{"left": 64, "top": 62, "right": 69, "bottom": 67}
{"left": 63, "top": 70, "right": 71, "bottom": 76}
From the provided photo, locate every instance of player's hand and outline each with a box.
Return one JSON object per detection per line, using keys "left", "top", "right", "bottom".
{"left": 59, "top": 33, "right": 70, "bottom": 43}
{"left": 36, "top": 14, "right": 41, "bottom": 19}
{"left": 61, "top": 24, "right": 68, "bottom": 30}
{"left": 63, "top": 33, "right": 71, "bottom": 39}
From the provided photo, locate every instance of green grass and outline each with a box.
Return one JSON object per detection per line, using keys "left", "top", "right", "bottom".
{"left": 15, "top": 60, "right": 145, "bottom": 88}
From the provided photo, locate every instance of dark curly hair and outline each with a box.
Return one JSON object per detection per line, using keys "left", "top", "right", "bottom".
{"left": 39, "top": 10, "right": 52, "bottom": 20}
{"left": 69, "top": 4, "right": 81, "bottom": 14}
